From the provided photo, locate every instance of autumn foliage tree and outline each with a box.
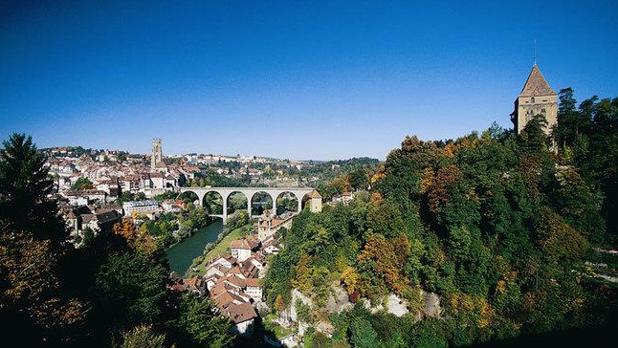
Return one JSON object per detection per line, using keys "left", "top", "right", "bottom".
{"left": 113, "top": 218, "right": 157, "bottom": 255}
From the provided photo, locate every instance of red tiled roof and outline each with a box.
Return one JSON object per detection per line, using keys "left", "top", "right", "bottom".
{"left": 230, "top": 239, "right": 252, "bottom": 250}
{"left": 224, "top": 303, "right": 257, "bottom": 324}
{"left": 224, "top": 274, "right": 246, "bottom": 288}
{"left": 245, "top": 278, "right": 261, "bottom": 287}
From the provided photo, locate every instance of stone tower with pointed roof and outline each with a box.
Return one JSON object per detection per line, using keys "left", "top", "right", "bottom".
{"left": 511, "top": 64, "right": 558, "bottom": 134}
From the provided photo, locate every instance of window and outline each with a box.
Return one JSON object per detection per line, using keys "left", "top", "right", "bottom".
{"left": 541, "top": 108, "right": 546, "bottom": 113}
{"left": 531, "top": 97, "right": 535, "bottom": 103}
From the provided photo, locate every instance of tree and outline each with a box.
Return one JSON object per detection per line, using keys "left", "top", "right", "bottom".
{"left": 95, "top": 251, "right": 169, "bottom": 329}
{"left": 349, "top": 168, "right": 369, "bottom": 191}
{"left": 119, "top": 325, "right": 167, "bottom": 348}
{"left": 72, "top": 176, "right": 94, "bottom": 190}
{"left": 292, "top": 253, "right": 313, "bottom": 293}
{"left": 357, "top": 233, "right": 411, "bottom": 298}
{"left": 0, "top": 133, "right": 84, "bottom": 345}
{"left": 274, "top": 294, "right": 287, "bottom": 313}
{"left": 113, "top": 219, "right": 157, "bottom": 255}
{"left": 341, "top": 266, "right": 360, "bottom": 296}
{"left": 0, "top": 226, "right": 84, "bottom": 345}
{"left": 0, "top": 133, "right": 66, "bottom": 244}
{"left": 173, "top": 293, "right": 233, "bottom": 347}
{"left": 519, "top": 115, "right": 549, "bottom": 155}
{"left": 350, "top": 316, "right": 379, "bottom": 348}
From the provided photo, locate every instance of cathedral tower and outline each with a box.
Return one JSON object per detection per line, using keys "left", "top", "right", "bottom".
{"left": 151, "top": 138, "right": 163, "bottom": 170}
{"left": 511, "top": 64, "right": 558, "bottom": 135}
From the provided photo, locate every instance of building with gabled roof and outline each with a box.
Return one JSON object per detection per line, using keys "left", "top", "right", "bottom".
{"left": 223, "top": 303, "right": 258, "bottom": 335}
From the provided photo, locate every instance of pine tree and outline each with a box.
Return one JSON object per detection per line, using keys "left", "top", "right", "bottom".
{"left": 0, "top": 133, "right": 67, "bottom": 244}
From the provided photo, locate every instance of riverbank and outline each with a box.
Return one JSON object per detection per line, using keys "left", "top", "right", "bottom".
{"left": 186, "top": 223, "right": 253, "bottom": 276}
{"left": 165, "top": 219, "right": 224, "bottom": 275}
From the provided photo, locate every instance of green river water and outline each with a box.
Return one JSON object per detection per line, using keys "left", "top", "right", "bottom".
{"left": 165, "top": 219, "right": 224, "bottom": 275}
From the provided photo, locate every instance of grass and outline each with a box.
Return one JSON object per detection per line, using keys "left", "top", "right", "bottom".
{"left": 193, "top": 224, "right": 252, "bottom": 274}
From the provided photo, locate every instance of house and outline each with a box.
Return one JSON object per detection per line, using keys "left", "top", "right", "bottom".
{"left": 184, "top": 277, "right": 207, "bottom": 296}
{"left": 150, "top": 173, "right": 165, "bottom": 189}
{"left": 66, "top": 192, "right": 89, "bottom": 206}
{"left": 121, "top": 176, "right": 141, "bottom": 193}
{"left": 208, "top": 255, "right": 236, "bottom": 269}
{"left": 94, "top": 209, "right": 123, "bottom": 233}
{"left": 80, "top": 214, "right": 99, "bottom": 232}
{"left": 71, "top": 209, "right": 122, "bottom": 236}
{"left": 65, "top": 210, "right": 79, "bottom": 233}
{"left": 228, "top": 266, "right": 247, "bottom": 280}
{"left": 213, "top": 289, "right": 247, "bottom": 310}
{"left": 222, "top": 273, "right": 247, "bottom": 290}
{"left": 79, "top": 189, "right": 108, "bottom": 202}
{"left": 241, "top": 260, "right": 260, "bottom": 278}
{"left": 332, "top": 191, "right": 355, "bottom": 205}
{"left": 205, "top": 263, "right": 230, "bottom": 279}
{"left": 261, "top": 236, "right": 281, "bottom": 255}
{"left": 230, "top": 239, "right": 253, "bottom": 262}
{"left": 161, "top": 199, "right": 182, "bottom": 213}
{"left": 244, "top": 278, "right": 262, "bottom": 302}
{"left": 224, "top": 303, "right": 258, "bottom": 335}
{"left": 204, "top": 274, "right": 221, "bottom": 291}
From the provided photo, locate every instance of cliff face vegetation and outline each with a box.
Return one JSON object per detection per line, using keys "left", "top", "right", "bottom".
{"left": 264, "top": 93, "right": 618, "bottom": 347}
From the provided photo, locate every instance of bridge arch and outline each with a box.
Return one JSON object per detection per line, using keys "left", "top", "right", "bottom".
{"left": 177, "top": 190, "right": 200, "bottom": 206}
{"left": 202, "top": 191, "right": 224, "bottom": 215}
{"left": 275, "top": 191, "right": 300, "bottom": 215}
{"left": 250, "top": 191, "right": 274, "bottom": 216}
{"left": 226, "top": 191, "right": 249, "bottom": 216}
{"left": 300, "top": 192, "right": 314, "bottom": 212}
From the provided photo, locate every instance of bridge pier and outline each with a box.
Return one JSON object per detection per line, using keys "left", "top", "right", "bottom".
{"left": 222, "top": 197, "right": 228, "bottom": 224}
{"left": 196, "top": 192, "right": 205, "bottom": 208}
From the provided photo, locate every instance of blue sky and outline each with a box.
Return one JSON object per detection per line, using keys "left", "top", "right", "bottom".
{"left": 1, "top": 0, "right": 617, "bottom": 160}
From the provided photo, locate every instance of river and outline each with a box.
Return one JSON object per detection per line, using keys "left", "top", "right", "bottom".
{"left": 165, "top": 218, "right": 224, "bottom": 276}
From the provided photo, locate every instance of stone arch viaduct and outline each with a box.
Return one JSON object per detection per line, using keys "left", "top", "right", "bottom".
{"left": 177, "top": 187, "right": 317, "bottom": 221}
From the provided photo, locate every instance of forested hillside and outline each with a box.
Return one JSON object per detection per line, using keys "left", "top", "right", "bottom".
{"left": 263, "top": 91, "right": 617, "bottom": 347}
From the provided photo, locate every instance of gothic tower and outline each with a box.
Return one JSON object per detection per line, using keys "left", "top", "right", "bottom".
{"left": 511, "top": 64, "right": 558, "bottom": 135}
{"left": 151, "top": 138, "right": 163, "bottom": 170}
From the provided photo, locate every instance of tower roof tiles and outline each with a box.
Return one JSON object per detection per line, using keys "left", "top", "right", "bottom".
{"left": 519, "top": 65, "right": 556, "bottom": 97}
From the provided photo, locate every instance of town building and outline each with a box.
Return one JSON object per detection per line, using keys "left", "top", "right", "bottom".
{"left": 230, "top": 237, "right": 259, "bottom": 262}
{"left": 257, "top": 212, "right": 295, "bottom": 240}
{"left": 122, "top": 200, "right": 161, "bottom": 216}
{"left": 331, "top": 191, "right": 354, "bottom": 205}
{"left": 224, "top": 303, "right": 258, "bottom": 335}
